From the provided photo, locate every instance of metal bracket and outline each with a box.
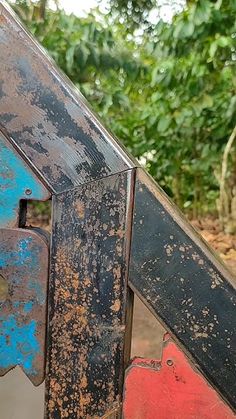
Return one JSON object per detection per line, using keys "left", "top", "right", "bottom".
{"left": 0, "top": 228, "right": 49, "bottom": 385}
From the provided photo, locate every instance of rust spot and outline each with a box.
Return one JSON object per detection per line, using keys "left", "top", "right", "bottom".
{"left": 76, "top": 201, "right": 85, "bottom": 219}
{"left": 0, "top": 14, "right": 6, "bottom": 24}
{"left": 0, "top": 274, "right": 8, "bottom": 302}
{"left": 111, "top": 299, "right": 121, "bottom": 312}
{"left": 46, "top": 172, "right": 134, "bottom": 417}
{"left": 102, "top": 405, "right": 121, "bottom": 418}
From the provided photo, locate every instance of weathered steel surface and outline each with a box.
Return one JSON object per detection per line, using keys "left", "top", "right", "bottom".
{"left": 0, "top": 132, "right": 50, "bottom": 228}
{"left": 0, "top": 2, "right": 136, "bottom": 194}
{"left": 46, "top": 170, "right": 134, "bottom": 418}
{"left": 129, "top": 169, "right": 236, "bottom": 411}
{"left": 0, "top": 228, "right": 49, "bottom": 385}
{"left": 0, "top": 129, "right": 50, "bottom": 386}
{"left": 0, "top": 2, "right": 235, "bottom": 415}
{"left": 123, "top": 335, "right": 235, "bottom": 418}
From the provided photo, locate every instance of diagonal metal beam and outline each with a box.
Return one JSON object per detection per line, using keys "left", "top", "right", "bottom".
{"left": 0, "top": 2, "right": 136, "bottom": 194}
{"left": 129, "top": 169, "right": 236, "bottom": 411}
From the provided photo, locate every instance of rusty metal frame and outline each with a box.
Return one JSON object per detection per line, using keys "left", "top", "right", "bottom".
{"left": 46, "top": 171, "right": 135, "bottom": 417}
{"left": 0, "top": 2, "right": 236, "bottom": 417}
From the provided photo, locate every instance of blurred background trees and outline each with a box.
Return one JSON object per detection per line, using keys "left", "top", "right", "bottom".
{"left": 8, "top": 0, "right": 236, "bottom": 230}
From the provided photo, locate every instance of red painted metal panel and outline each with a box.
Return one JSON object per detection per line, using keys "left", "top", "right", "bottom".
{"left": 123, "top": 335, "right": 235, "bottom": 419}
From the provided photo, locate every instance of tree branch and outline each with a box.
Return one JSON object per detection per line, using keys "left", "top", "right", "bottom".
{"left": 219, "top": 124, "right": 236, "bottom": 227}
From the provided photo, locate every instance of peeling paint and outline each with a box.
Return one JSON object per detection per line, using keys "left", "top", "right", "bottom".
{"left": 0, "top": 133, "right": 50, "bottom": 228}
{"left": 0, "top": 4, "right": 136, "bottom": 194}
{"left": 46, "top": 171, "right": 134, "bottom": 418}
{"left": 0, "top": 229, "right": 49, "bottom": 385}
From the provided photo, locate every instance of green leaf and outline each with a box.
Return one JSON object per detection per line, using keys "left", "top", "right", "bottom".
{"left": 183, "top": 200, "right": 192, "bottom": 208}
{"left": 217, "top": 36, "right": 231, "bottom": 48}
{"left": 194, "top": 0, "right": 211, "bottom": 25}
{"left": 76, "top": 44, "right": 90, "bottom": 68}
{"left": 66, "top": 45, "right": 75, "bottom": 73}
{"left": 202, "top": 94, "right": 214, "bottom": 108}
{"left": 174, "top": 20, "right": 194, "bottom": 39}
{"left": 209, "top": 41, "right": 217, "bottom": 59}
{"left": 157, "top": 116, "right": 171, "bottom": 132}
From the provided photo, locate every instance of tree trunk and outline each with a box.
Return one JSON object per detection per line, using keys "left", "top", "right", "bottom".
{"left": 219, "top": 125, "right": 236, "bottom": 231}
{"left": 39, "top": 0, "right": 47, "bottom": 20}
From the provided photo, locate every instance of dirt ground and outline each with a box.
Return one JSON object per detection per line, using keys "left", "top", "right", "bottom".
{"left": 0, "top": 216, "right": 235, "bottom": 418}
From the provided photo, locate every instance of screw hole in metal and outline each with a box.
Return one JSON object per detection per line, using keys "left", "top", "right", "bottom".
{"left": 25, "top": 188, "right": 32, "bottom": 196}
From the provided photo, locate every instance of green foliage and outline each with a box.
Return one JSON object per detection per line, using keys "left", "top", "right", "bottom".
{"left": 139, "top": 0, "right": 236, "bottom": 215}
{"left": 9, "top": 0, "right": 236, "bottom": 217}
{"left": 107, "top": 0, "right": 185, "bottom": 29}
{"left": 107, "top": 0, "right": 157, "bottom": 28}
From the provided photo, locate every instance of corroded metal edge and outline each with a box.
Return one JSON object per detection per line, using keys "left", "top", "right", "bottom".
{"left": 45, "top": 169, "right": 135, "bottom": 418}
{"left": 0, "top": 2, "right": 138, "bottom": 194}
{"left": 0, "top": 227, "right": 49, "bottom": 386}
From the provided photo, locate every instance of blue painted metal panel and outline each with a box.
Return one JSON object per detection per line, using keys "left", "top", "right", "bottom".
{"left": 0, "top": 228, "right": 48, "bottom": 385}
{"left": 0, "top": 133, "right": 50, "bottom": 227}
